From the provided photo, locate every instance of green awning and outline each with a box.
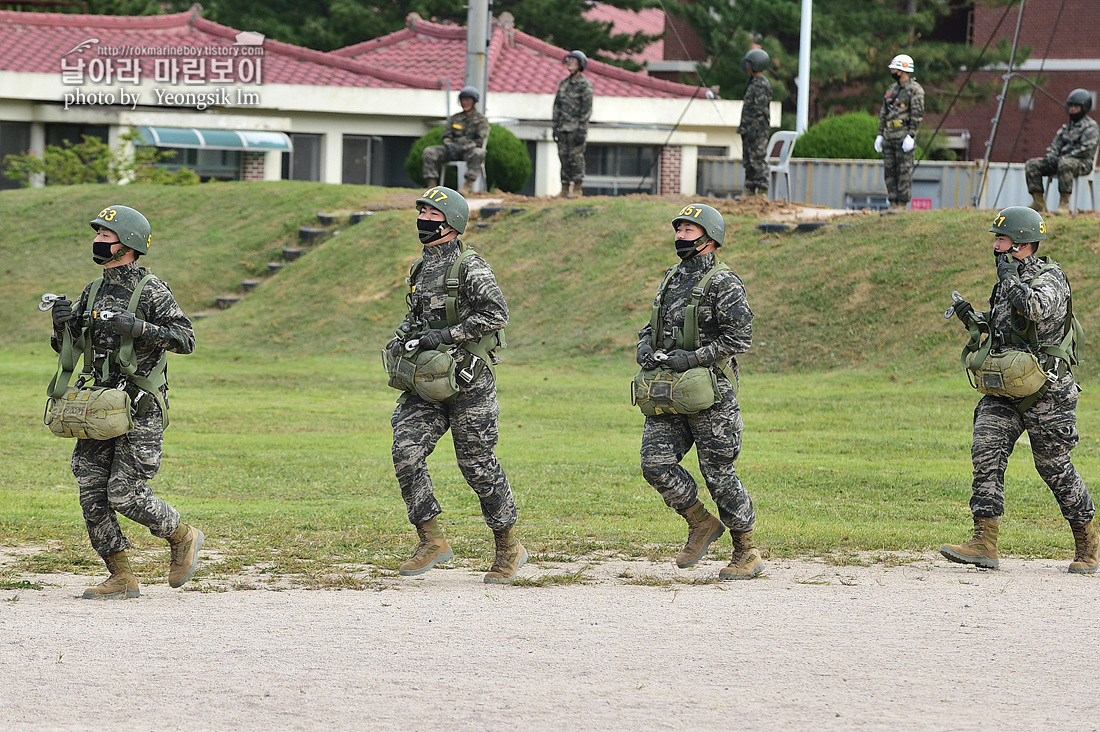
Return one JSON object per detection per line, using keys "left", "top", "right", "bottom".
{"left": 135, "top": 126, "right": 292, "bottom": 151}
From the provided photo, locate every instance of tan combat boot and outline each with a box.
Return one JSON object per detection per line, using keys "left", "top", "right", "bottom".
{"left": 425, "top": 177, "right": 438, "bottom": 189}
{"left": 83, "top": 551, "right": 140, "bottom": 600}
{"left": 167, "top": 522, "right": 205, "bottom": 588}
{"left": 1030, "top": 191, "right": 1047, "bottom": 213}
{"left": 398, "top": 518, "right": 454, "bottom": 576}
{"left": 1068, "top": 520, "right": 1099, "bottom": 574}
{"left": 484, "top": 527, "right": 527, "bottom": 584}
{"left": 573, "top": 179, "right": 584, "bottom": 197}
{"left": 719, "top": 529, "right": 764, "bottom": 580}
{"left": 1054, "top": 191, "right": 1071, "bottom": 214}
{"left": 940, "top": 516, "right": 1000, "bottom": 569}
{"left": 675, "top": 501, "right": 726, "bottom": 569}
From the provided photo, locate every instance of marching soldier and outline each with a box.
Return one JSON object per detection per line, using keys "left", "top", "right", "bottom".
{"left": 48, "top": 205, "right": 201, "bottom": 599}
{"left": 386, "top": 186, "right": 525, "bottom": 583}
{"left": 636, "top": 203, "right": 762, "bottom": 580}
{"left": 740, "top": 48, "right": 772, "bottom": 198}
{"left": 942, "top": 206, "right": 1097, "bottom": 573}
{"left": 422, "top": 86, "right": 490, "bottom": 195}
{"left": 875, "top": 54, "right": 924, "bottom": 211}
{"left": 552, "top": 50, "right": 594, "bottom": 198}
{"left": 1025, "top": 89, "right": 1099, "bottom": 214}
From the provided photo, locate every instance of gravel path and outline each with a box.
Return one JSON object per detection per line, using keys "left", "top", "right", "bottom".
{"left": 2, "top": 554, "right": 1097, "bottom": 731}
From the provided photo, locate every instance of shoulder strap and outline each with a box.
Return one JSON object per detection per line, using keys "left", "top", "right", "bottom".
{"left": 445, "top": 243, "right": 477, "bottom": 327}
{"left": 116, "top": 273, "right": 156, "bottom": 377}
{"left": 647, "top": 267, "right": 677, "bottom": 350}
{"left": 47, "top": 278, "right": 101, "bottom": 398}
{"left": 679, "top": 263, "right": 731, "bottom": 351}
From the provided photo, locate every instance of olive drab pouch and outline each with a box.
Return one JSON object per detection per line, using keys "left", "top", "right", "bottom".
{"left": 968, "top": 350, "right": 1048, "bottom": 400}
{"left": 631, "top": 366, "right": 719, "bottom": 417}
{"left": 382, "top": 346, "right": 460, "bottom": 403}
{"left": 44, "top": 385, "right": 133, "bottom": 440}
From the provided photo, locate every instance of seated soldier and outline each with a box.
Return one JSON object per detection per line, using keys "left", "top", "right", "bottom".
{"left": 422, "top": 86, "right": 490, "bottom": 195}
{"left": 1025, "top": 89, "right": 1099, "bottom": 214}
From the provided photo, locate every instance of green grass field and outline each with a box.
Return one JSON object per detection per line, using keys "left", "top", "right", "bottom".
{"left": 4, "top": 183, "right": 1100, "bottom": 587}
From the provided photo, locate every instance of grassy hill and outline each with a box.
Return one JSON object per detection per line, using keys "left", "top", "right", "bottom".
{"left": 6, "top": 182, "right": 1100, "bottom": 376}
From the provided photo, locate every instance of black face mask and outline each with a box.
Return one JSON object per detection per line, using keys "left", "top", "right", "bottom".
{"left": 417, "top": 219, "right": 447, "bottom": 245}
{"left": 92, "top": 240, "right": 116, "bottom": 265}
{"left": 1069, "top": 108, "right": 1086, "bottom": 123}
{"left": 890, "top": 70, "right": 902, "bottom": 81}
{"left": 675, "top": 235, "right": 706, "bottom": 261}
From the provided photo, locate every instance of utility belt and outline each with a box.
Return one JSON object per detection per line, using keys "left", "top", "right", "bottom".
{"left": 886, "top": 119, "right": 905, "bottom": 129}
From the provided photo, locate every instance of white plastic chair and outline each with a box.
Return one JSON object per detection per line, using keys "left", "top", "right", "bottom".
{"left": 1044, "top": 145, "right": 1099, "bottom": 212}
{"left": 446, "top": 139, "right": 488, "bottom": 193}
{"left": 764, "top": 130, "right": 799, "bottom": 201}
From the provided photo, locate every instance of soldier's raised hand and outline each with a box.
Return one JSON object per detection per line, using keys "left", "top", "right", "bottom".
{"left": 50, "top": 298, "right": 74, "bottom": 332}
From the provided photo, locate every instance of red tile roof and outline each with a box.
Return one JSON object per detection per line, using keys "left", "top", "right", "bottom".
{"left": 0, "top": 5, "right": 438, "bottom": 89}
{"left": 583, "top": 3, "right": 666, "bottom": 66}
{"left": 335, "top": 13, "right": 708, "bottom": 99}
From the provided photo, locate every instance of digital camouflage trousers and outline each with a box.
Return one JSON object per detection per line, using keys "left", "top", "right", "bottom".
{"left": 1025, "top": 155, "right": 1091, "bottom": 195}
{"left": 72, "top": 402, "right": 181, "bottom": 557}
{"left": 742, "top": 131, "right": 769, "bottom": 192}
{"left": 391, "top": 368, "right": 517, "bottom": 531}
{"left": 422, "top": 144, "right": 486, "bottom": 183}
{"left": 557, "top": 130, "right": 587, "bottom": 184}
{"left": 640, "top": 376, "right": 756, "bottom": 533}
{"left": 970, "top": 376, "right": 1095, "bottom": 526}
{"left": 882, "top": 138, "right": 915, "bottom": 203}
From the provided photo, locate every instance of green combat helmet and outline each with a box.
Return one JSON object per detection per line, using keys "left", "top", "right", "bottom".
{"left": 90, "top": 205, "right": 152, "bottom": 254}
{"left": 989, "top": 205, "right": 1047, "bottom": 245}
{"left": 458, "top": 86, "right": 480, "bottom": 104}
{"left": 741, "top": 48, "right": 769, "bottom": 74}
{"left": 672, "top": 203, "right": 725, "bottom": 246}
{"left": 416, "top": 186, "right": 469, "bottom": 234}
{"left": 1067, "top": 88, "right": 1092, "bottom": 120}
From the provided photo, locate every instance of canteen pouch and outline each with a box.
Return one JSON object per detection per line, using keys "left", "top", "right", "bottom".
{"left": 631, "top": 366, "right": 720, "bottom": 416}
{"left": 44, "top": 386, "right": 133, "bottom": 440}
{"left": 968, "top": 350, "right": 1049, "bottom": 399}
{"left": 383, "top": 347, "right": 460, "bottom": 403}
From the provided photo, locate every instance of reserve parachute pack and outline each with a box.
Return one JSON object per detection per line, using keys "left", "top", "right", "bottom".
{"left": 632, "top": 262, "right": 735, "bottom": 416}
{"left": 961, "top": 258, "right": 1084, "bottom": 412}
{"left": 383, "top": 242, "right": 506, "bottom": 402}
{"left": 44, "top": 274, "right": 169, "bottom": 438}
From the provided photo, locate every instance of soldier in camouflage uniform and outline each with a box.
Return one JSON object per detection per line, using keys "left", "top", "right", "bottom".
{"left": 875, "top": 54, "right": 924, "bottom": 211}
{"left": 49, "top": 205, "right": 202, "bottom": 599}
{"left": 1025, "top": 88, "right": 1099, "bottom": 214}
{"left": 387, "top": 186, "right": 525, "bottom": 584}
{"left": 942, "top": 206, "right": 1098, "bottom": 573}
{"left": 636, "top": 203, "right": 763, "bottom": 580}
{"left": 739, "top": 48, "right": 772, "bottom": 197}
{"left": 552, "top": 50, "right": 594, "bottom": 198}
{"left": 422, "top": 86, "right": 490, "bottom": 195}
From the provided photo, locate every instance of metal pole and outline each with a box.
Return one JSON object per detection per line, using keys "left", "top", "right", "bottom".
{"left": 973, "top": 0, "right": 1026, "bottom": 208}
{"left": 466, "top": 0, "right": 490, "bottom": 114}
{"left": 796, "top": 0, "right": 812, "bottom": 134}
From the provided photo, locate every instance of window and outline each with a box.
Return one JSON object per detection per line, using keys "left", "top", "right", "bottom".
{"left": 282, "top": 133, "right": 322, "bottom": 181}
{"left": 583, "top": 144, "right": 657, "bottom": 196}
{"left": 342, "top": 135, "right": 382, "bottom": 185}
{"left": 153, "top": 148, "right": 241, "bottom": 181}
{"left": 0, "top": 121, "right": 30, "bottom": 190}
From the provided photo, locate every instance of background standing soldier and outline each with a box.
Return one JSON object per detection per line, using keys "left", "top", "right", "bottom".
{"left": 48, "top": 205, "right": 202, "bottom": 599}
{"left": 740, "top": 48, "right": 772, "bottom": 198}
{"left": 875, "top": 54, "right": 924, "bottom": 212}
{"left": 942, "top": 206, "right": 1097, "bottom": 573}
{"left": 552, "top": 50, "right": 594, "bottom": 198}
{"left": 422, "top": 86, "right": 490, "bottom": 195}
{"left": 1024, "top": 89, "right": 1099, "bottom": 214}
{"left": 386, "top": 186, "right": 525, "bottom": 583}
{"left": 636, "top": 204, "right": 762, "bottom": 580}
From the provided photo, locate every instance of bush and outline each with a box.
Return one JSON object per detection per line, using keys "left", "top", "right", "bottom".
{"left": 404, "top": 124, "right": 532, "bottom": 193}
{"left": 3, "top": 128, "right": 198, "bottom": 186}
{"left": 792, "top": 112, "right": 924, "bottom": 160}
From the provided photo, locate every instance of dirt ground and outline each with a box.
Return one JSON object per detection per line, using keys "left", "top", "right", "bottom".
{"left": 2, "top": 553, "right": 1098, "bottom": 731}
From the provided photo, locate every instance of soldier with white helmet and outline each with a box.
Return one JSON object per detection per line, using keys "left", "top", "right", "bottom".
{"left": 875, "top": 54, "right": 924, "bottom": 211}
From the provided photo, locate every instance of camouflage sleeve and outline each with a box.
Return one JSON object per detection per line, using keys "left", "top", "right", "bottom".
{"left": 471, "top": 115, "right": 490, "bottom": 149}
{"left": 140, "top": 278, "right": 195, "bottom": 355}
{"left": 1063, "top": 121, "right": 1099, "bottom": 161}
{"left": 637, "top": 267, "right": 673, "bottom": 348}
{"left": 1000, "top": 269, "right": 1069, "bottom": 323}
{"left": 695, "top": 271, "right": 753, "bottom": 366}
{"left": 580, "top": 79, "right": 593, "bottom": 125}
{"left": 449, "top": 254, "right": 509, "bottom": 343}
{"left": 907, "top": 83, "right": 924, "bottom": 134}
{"left": 442, "top": 114, "right": 457, "bottom": 146}
{"left": 878, "top": 93, "right": 888, "bottom": 135}
{"left": 1047, "top": 127, "right": 1066, "bottom": 159}
{"left": 552, "top": 85, "right": 563, "bottom": 129}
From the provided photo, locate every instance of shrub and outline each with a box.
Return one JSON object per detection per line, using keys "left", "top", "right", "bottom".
{"left": 792, "top": 112, "right": 924, "bottom": 160}
{"left": 404, "top": 124, "right": 532, "bottom": 193}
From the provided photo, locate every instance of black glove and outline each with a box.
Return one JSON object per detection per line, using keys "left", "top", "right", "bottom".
{"left": 637, "top": 342, "right": 658, "bottom": 369}
{"left": 953, "top": 299, "right": 974, "bottom": 324}
{"left": 416, "top": 327, "right": 453, "bottom": 351}
{"left": 51, "top": 298, "right": 74, "bottom": 332}
{"left": 663, "top": 349, "right": 700, "bottom": 372}
{"left": 108, "top": 311, "right": 146, "bottom": 338}
{"left": 552, "top": 130, "right": 562, "bottom": 144}
{"left": 446, "top": 143, "right": 466, "bottom": 159}
{"left": 996, "top": 253, "right": 1020, "bottom": 283}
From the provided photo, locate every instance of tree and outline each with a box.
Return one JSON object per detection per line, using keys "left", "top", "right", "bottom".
{"left": 668, "top": 0, "right": 1023, "bottom": 125}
